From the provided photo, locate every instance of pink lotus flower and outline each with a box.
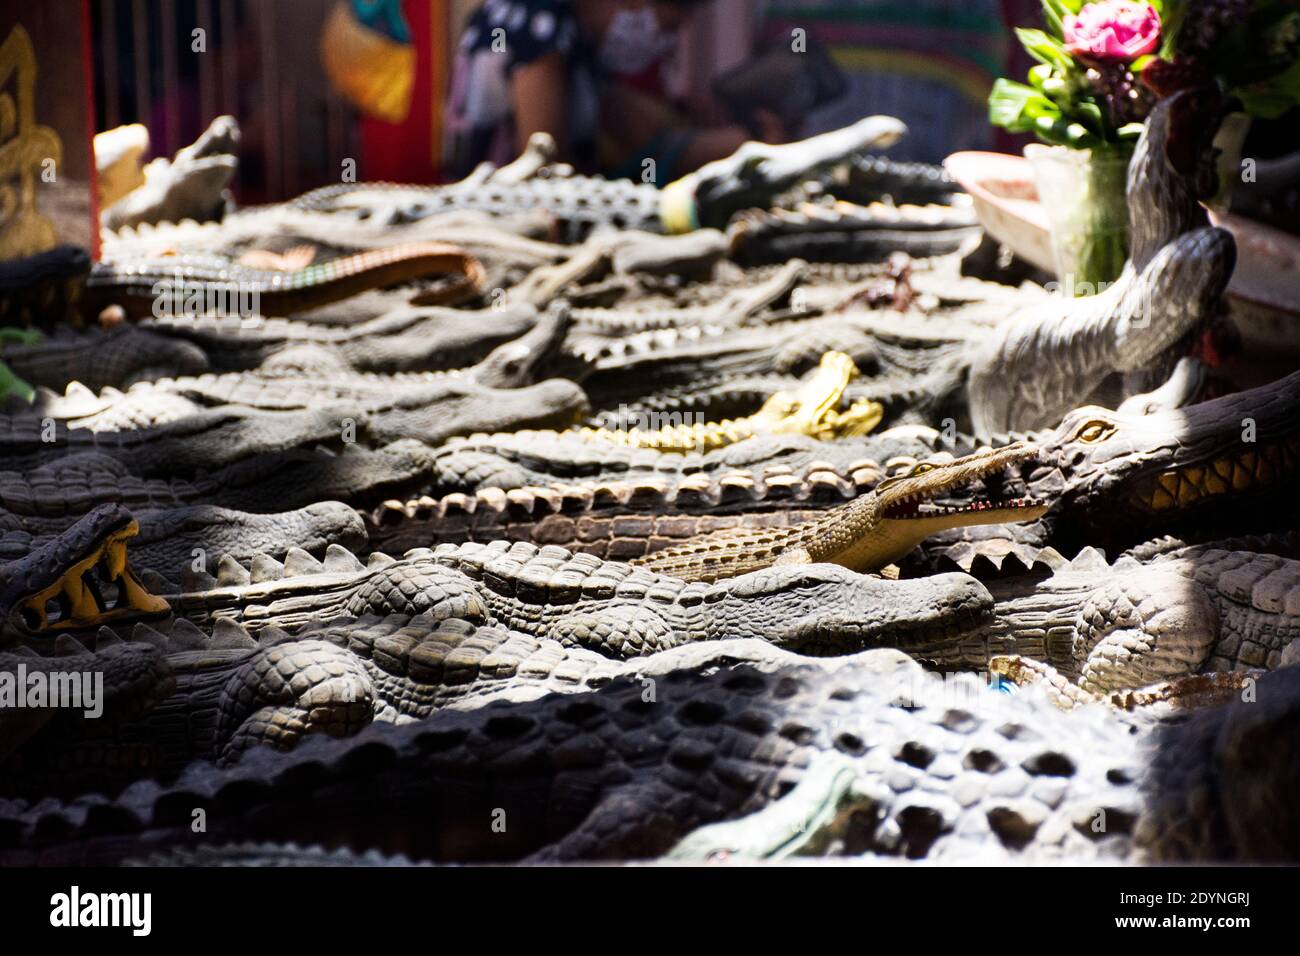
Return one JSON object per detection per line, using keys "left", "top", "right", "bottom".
{"left": 1064, "top": 1, "right": 1161, "bottom": 61}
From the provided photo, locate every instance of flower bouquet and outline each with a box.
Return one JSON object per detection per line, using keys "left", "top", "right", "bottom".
{"left": 990, "top": 1, "right": 1300, "bottom": 290}
{"left": 990, "top": 0, "right": 1163, "bottom": 288}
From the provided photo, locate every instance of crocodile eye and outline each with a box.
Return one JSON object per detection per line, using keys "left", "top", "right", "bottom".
{"left": 911, "top": 463, "right": 935, "bottom": 476}
{"left": 1074, "top": 419, "right": 1116, "bottom": 444}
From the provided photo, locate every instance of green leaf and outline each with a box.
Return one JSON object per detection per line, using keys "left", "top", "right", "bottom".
{"left": 989, "top": 78, "right": 1062, "bottom": 132}
{"left": 1039, "top": 0, "right": 1064, "bottom": 38}
{"left": 1015, "top": 28, "right": 1074, "bottom": 72}
{"left": 1158, "top": 1, "right": 1187, "bottom": 60}
{"left": 1130, "top": 55, "right": 1156, "bottom": 73}
{"left": 1117, "top": 122, "right": 1146, "bottom": 139}
{"left": 1233, "top": 58, "right": 1300, "bottom": 119}
{"left": 1075, "top": 100, "right": 1106, "bottom": 135}
{"left": 1028, "top": 63, "right": 1053, "bottom": 90}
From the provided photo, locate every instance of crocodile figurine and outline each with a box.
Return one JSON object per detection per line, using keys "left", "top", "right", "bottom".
{"left": 50, "top": 301, "right": 574, "bottom": 424}
{"left": 292, "top": 115, "right": 907, "bottom": 240}
{"left": 0, "top": 613, "right": 847, "bottom": 796}
{"left": 635, "top": 443, "right": 1046, "bottom": 581}
{"left": 427, "top": 427, "right": 951, "bottom": 494}
{"left": 363, "top": 466, "right": 883, "bottom": 560}
{"left": 1, "top": 324, "right": 211, "bottom": 393}
{"left": 919, "top": 369, "right": 1300, "bottom": 569}
{"left": 0, "top": 505, "right": 170, "bottom": 637}
{"left": 0, "top": 440, "right": 437, "bottom": 524}
{"left": 143, "top": 300, "right": 540, "bottom": 374}
{"left": 9, "top": 650, "right": 1300, "bottom": 863}
{"left": 726, "top": 197, "right": 979, "bottom": 266}
{"left": 156, "top": 536, "right": 992, "bottom": 661}
{"left": 967, "top": 93, "right": 1237, "bottom": 436}
{"left": 85, "top": 242, "right": 486, "bottom": 321}
{"left": 1, "top": 369, "right": 588, "bottom": 477}
{"left": 887, "top": 542, "right": 1300, "bottom": 693}
{"left": 572, "top": 350, "right": 881, "bottom": 452}
{"left": 100, "top": 115, "right": 240, "bottom": 231}
{"left": 2, "top": 500, "right": 368, "bottom": 578}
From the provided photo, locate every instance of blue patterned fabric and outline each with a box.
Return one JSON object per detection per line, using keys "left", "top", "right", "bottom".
{"left": 444, "top": 0, "right": 600, "bottom": 177}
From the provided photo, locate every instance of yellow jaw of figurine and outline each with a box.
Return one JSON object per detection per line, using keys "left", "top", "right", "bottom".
{"left": 16, "top": 519, "right": 170, "bottom": 633}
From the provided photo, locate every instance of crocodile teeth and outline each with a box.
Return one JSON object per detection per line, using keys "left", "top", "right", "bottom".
{"left": 283, "top": 547, "right": 325, "bottom": 576}
{"left": 323, "top": 544, "right": 364, "bottom": 573}
{"left": 64, "top": 381, "right": 96, "bottom": 402}
{"left": 1032, "top": 547, "right": 1069, "bottom": 571}
{"left": 5, "top": 644, "right": 39, "bottom": 658}
{"left": 181, "top": 566, "right": 218, "bottom": 592}
{"left": 130, "top": 622, "right": 170, "bottom": 651}
{"left": 210, "top": 618, "right": 258, "bottom": 650}
{"left": 256, "top": 626, "right": 294, "bottom": 646}
{"left": 367, "top": 552, "right": 397, "bottom": 568}
{"left": 139, "top": 569, "right": 175, "bottom": 593}
{"left": 216, "top": 554, "right": 252, "bottom": 587}
{"left": 54, "top": 635, "right": 90, "bottom": 656}
{"left": 168, "top": 618, "right": 210, "bottom": 650}
{"left": 1070, "top": 546, "right": 1109, "bottom": 571}
{"left": 250, "top": 553, "right": 285, "bottom": 583}
{"left": 95, "top": 626, "right": 125, "bottom": 650}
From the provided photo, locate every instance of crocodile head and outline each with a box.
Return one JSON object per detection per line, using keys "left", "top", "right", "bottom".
{"left": 469, "top": 301, "right": 572, "bottom": 388}
{"left": 0, "top": 504, "right": 171, "bottom": 638}
{"left": 1031, "top": 370, "right": 1300, "bottom": 547}
{"left": 705, "top": 564, "right": 993, "bottom": 655}
{"left": 752, "top": 350, "right": 883, "bottom": 440}
{"left": 826, "top": 442, "right": 1049, "bottom": 570}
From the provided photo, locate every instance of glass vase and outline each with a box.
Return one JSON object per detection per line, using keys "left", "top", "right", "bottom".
{"left": 1025, "top": 143, "right": 1133, "bottom": 294}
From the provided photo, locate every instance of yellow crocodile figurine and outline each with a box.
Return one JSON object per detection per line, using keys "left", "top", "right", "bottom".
{"left": 575, "top": 351, "right": 883, "bottom": 453}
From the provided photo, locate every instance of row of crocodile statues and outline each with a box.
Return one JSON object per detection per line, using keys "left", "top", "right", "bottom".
{"left": 0, "top": 92, "right": 1296, "bottom": 866}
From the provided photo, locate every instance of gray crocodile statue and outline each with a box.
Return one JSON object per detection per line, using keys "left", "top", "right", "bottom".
{"left": 0, "top": 441, "right": 437, "bottom": 520}
{"left": 100, "top": 116, "right": 240, "bottom": 232}
{"left": 7, "top": 648, "right": 1300, "bottom": 864}
{"left": 426, "top": 428, "right": 950, "bottom": 495}
{"left": 967, "top": 93, "right": 1237, "bottom": 437}
{"left": 1, "top": 325, "right": 210, "bottom": 393}
{"left": 1, "top": 500, "right": 367, "bottom": 577}
{"left": 141, "top": 301, "right": 539, "bottom": 374}
{"left": 0, "top": 613, "right": 835, "bottom": 797}
{"left": 0, "top": 504, "right": 170, "bottom": 637}
{"left": 160, "top": 538, "right": 992, "bottom": 659}
{"left": 887, "top": 541, "right": 1300, "bottom": 694}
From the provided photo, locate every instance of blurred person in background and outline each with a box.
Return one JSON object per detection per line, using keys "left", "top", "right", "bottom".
{"left": 443, "top": 0, "right": 785, "bottom": 182}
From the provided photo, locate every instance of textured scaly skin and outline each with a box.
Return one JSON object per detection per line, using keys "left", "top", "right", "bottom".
{"left": 144, "top": 301, "right": 539, "bottom": 374}
{"left": 894, "top": 543, "right": 1300, "bottom": 692}
{"left": 2, "top": 613, "right": 816, "bottom": 795}
{"left": 429, "top": 428, "right": 951, "bottom": 494}
{"left": 85, "top": 242, "right": 486, "bottom": 319}
{"left": 161, "top": 539, "right": 992, "bottom": 660}
{"left": 0, "top": 441, "right": 436, "bottom": 519}
{"left": 727, "top": 199, "right": 979, "bottom": 266}
{"left": 10, "top": 655, "right": 1300, "bottom": 864}
{"left": 635, "top": 443, "right": 1045, "bottom": 582}
{"left": 1, "top": 325, "right": 211, "bottom": 392}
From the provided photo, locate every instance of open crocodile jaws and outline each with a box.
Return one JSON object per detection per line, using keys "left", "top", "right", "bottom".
{"left": 634, "top": 442, "right": 1047, "bottom": 581}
